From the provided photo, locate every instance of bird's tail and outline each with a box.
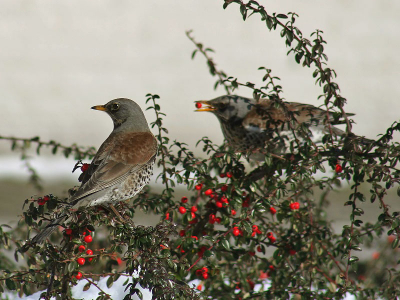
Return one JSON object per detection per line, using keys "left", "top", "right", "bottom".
{"left": 328, "top": 126, "right": 377, "bottom": 147}
{"left": 31, "top": 215, "right": 67, "bottom": 244}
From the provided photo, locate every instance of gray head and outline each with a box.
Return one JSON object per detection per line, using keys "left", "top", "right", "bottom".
{"left": 195, "top": 95, "right": 257, "bottom": 122}
{"left": 92, "top": 98, "right": 150, "bottom": 132}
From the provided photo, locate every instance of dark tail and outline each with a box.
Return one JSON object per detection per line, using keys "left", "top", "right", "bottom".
{"left": 31, "top": 215, "right": 67, "bottom": 244}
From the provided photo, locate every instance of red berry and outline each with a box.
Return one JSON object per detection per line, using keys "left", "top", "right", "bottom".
{"left": 247, "top": 279, "right": 255, "bottom": 290}
{"left": 289, "top": 249, "right": 296, "bottom": 255}
{"left": 269, "top": 265, "right": 275, "bottom": 271}
{"left": 209, "top": 214, "right": 216, "bottom": 224}
{"left": 189, "top": 218, "right": 198, "bottom": 224}
{"left": 252, "top": 225, "right": 258, "bottom": 232}
{"left": 81, "top": 163, "right": 90, "bottom": 172}
{"left": 248, "top": 251, "right": 255, "bottom": 256}
{"left": 219, "top": 173, "right": 226, "bottom": 178}
{"left": 43, "top": 195, "right": 50, "bottom": 202}
{"left": 37, "top": 197, "right": 46, "bottom": 206}
{"left": 195, "top": 102, "right": 202, "bottom": 109}
{"left": 77, "top": 257, "right": 85, "bottom": 265}
{"left": 117, "top": 258, "right": 122, "bottom": 265}
{"left": 215, "top": 217, "right": 222, "bottom": 224}
{"left": 289, "top": 202, "right": 300, "bottom": 210}
{"left": 335, "top": 164, "right": 343, "bottom": 173}
{"left": 220, "top": 185, "right": 228, "bottom": 192}
{"left": 165, "top": 212, "right": 170, "bottom": 220}
{"left": 191, "top": 236, "right": 198, "bottom": 240}
{"left": 75, "top": 271, "right": 82, "bottom": 280}
{"left": 65, "top": 229, "right": 73, "bottom": 236}
{"left": 78, "top": 245, "right": 86, "bottom": 252}
{"left": 84, "top": 235, "right": 93, "bottom": 243}
{"left": 242, "top": 196, "right": 250, "bottom": 207}
{"left": 204, "top": 189, "right": 213, "bottom": 196}
{"left": 203, "top": 272, "right": 209, "bottom": 279}
{"left": 269, "top": 236, "right": 276, "bottom": 243}
{"left": 191, "top": 212, "right": 196, "bottom": 219}
{"left": 226, "top": 172, "right": 233, "bottom": 178}
{"left": 269, "top": 207, "right": 277, "bottom": 215}
{"left": 179, "top": 230, "right": 186, "bottom": 237}
{"left": 372, "top": 252, "right": 380, "bottom": 260}
{"left": 220, "top": 196, "right": 229, "bottom": 203}
{"left": 231, "top": 209, "right": 237, "bottom": 216}
{"left": 233, "top": 227, "right": 240, "bottom": 236}
{"left": 181, "top": 196, "right": 188, "bottom": 203}
{"left": 215, "top": 201, "right": 223, "bottom": 208}
{"left": 197, "top": 284, "right": 203, "bottom": 291}
{"left": 195, "top": 184, "right": 203, "bottom": 190}
{"left": 178, "top": 206, "right": 187, "bottom": 214}
{"left": 191, "top": 206, "right": 198, "bottom": 213}
{"left": 198, "top": 246, "right": 207, "bottom": 257}
{"left": 257, "top": 246, "right": 262, "bottom": 252}
{"left": 251, "top": 232, "right": 256, "bottom": 237}
{"left": 86, "top": 249, "right": 93, "bottom": 256}
{"left": 201, "top": 267, "right": 208, "bottom": 273}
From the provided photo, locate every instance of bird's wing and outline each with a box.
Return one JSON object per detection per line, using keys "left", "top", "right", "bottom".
{"left": 242, "top": 99, "right": 354, "bottom": 131}
{"left": 70, "top": 131, "right": 157, "bottom": 205}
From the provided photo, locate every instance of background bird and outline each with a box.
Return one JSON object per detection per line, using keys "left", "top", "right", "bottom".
{"left": 195, "top": 95, "right": 370, "bottom": 158}
{"left": 31, "top": 98, "right": 157, "bottom": 244}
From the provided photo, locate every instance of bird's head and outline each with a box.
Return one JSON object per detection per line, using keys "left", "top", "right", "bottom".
{"left": 195, "top": 95, "right": 256, "bottom": 122}
{"left": 92, "top": 98, "right": 150, "bottom": 132}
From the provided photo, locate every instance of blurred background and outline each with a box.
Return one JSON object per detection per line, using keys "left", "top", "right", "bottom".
{"left": 0, "top": 1, "right": 399, "bottom": 231}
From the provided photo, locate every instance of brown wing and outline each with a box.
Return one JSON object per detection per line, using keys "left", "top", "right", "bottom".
{"left": 243, "top": 99, "right": 353, "bottom": 131}
{"left": 70, "top": 131, "right": 157, "bottom": 205}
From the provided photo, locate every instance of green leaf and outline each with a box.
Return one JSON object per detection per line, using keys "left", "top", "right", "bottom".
{"left": 221, "top": 239, "right": 230, "bottom": 250}
{"left": 5, "top": 279, "right": 16, "bottom": 290}
{"left": 107, "top": 276, "right": 114, "bottom": 288}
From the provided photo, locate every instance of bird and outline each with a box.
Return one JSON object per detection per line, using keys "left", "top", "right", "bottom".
{"left": 195, "top": 95, "right": 368, "bottom": 158}
{"left": 31, "top": 98, "right": 157, "bottom": 244}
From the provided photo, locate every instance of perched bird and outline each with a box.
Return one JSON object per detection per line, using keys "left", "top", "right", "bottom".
{"left": 195, "top": 95, "right": 364, "bottom": 157}
{"left": 31, "top": 98, "right": 157, "bottom": 243}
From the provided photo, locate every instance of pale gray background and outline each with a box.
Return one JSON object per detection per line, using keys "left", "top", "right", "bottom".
{"left": 0, "top": 1, "right": 399, "bottom": 225}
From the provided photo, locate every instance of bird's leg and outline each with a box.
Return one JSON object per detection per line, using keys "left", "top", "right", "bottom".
{"left": 109, "top": 204, "right": 134, "bottom": 226}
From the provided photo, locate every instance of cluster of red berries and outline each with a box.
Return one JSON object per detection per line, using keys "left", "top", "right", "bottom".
{"left": 289, "top": 202, "right": 300, "bottom": 210}
{"left": 196, "top": 266, "right": 209, "bottom": 280}
{"left": 37, "top": 195, "right": 50, "bottom": 206}
{"left": 219, "top": 172, "right": 232, "bottom": 178}
{"left": 208, "top": 214, "right": 221, "bottom": 224}
{"left": 251, "top": 225, "right": 262, "bottom": 237}
{"left": 267, "top": 232, "right": 276, "bottom": 243}
{"left": 65, "top": 229, "right": 94, "bottom": 280}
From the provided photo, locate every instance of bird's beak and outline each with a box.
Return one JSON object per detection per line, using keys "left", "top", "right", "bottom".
{"left": 91, "top": 105, "right": 108, "bottom": 112}
{"left": 195, "top": 101, "right": 216, "bottom": 112}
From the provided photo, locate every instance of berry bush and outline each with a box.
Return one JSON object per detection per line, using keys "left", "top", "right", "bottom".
{"left": 1, "top": 1, "right": 400, "bottom": 299}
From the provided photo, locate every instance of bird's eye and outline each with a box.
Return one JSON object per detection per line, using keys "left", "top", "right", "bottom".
{"left": 218, "top": 103, "right": 228, "bottom": 110}
{"left": 111, "top": 103, "right": 120, "bottom": 111}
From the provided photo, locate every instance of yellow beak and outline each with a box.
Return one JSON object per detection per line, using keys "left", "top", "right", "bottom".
{"left": 195, "top": 101, "right": 216, "bottom": 112}
{"left": 91, "top": 105, "right": 107, "bottom": 111}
